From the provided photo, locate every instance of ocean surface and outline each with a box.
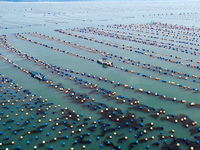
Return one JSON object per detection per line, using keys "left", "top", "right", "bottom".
{"left": 0, "top": 1, "right": 200, "bottom": 150}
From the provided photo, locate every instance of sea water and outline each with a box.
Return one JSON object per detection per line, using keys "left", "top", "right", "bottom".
{"left": 0, "top": 1, "right": 200, "bottom": 150}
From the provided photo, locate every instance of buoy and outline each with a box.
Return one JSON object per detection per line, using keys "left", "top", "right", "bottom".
{"left": 139, "top": 89, "right": 143, "bottom": 92}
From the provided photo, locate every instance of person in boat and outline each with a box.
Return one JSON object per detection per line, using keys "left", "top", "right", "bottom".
{"left": 38, "top": 73, "right": 42, "bottom": 80}
{"left": 102, "top": 58, "right": 108, "bottom": 64}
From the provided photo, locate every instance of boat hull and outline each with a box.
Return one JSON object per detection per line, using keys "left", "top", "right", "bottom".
{"left": 97, "top": 59, "right": 113, "bottom": 67}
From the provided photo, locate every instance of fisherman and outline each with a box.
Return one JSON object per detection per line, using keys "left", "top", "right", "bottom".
{"left": 38, "top": 73, "right": 42, "bottom": 80}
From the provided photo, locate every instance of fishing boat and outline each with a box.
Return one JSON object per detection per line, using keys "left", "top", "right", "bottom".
{"left": 29, "top": 71, "right": 46, "bottom": 81}
{"left": 97, "top": 58, "right": 113, "bottom": 67}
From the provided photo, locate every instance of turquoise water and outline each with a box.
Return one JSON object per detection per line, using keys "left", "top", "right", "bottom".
{"left": 0, "top": 1, "right": 200, "bottom": 150}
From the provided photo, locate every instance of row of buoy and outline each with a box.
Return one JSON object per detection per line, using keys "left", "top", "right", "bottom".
{"left": 64, "top": 26, "right": 200, "bottom": 56}
{"left": 1, "top": 34, "right": 200, "bottom": 109}
{"left": 4, "top": 43, "right": 200, "bottom": 112}
{"left": 4, "top": 50, "right": 197, "bottom": 113}
{"left": 34, "top": 29, "right": 200, "bottom": 70}
{"left": 0, "top": 74, "right": 101, "bottom": 150}
{"left": 107, "top": 22, "right": 200, "bottom": 37}
{"left": 98, "top": 27, "right": 199, "bottom": 48}
{"left": 15, "top": 32, "right": 200, "bottom": 83}
{"left": 0, "top": 70, "right": 196, "bottom": 149}
{"left": 106, "top": 23, "right": 200, "bottom": 44}
{"left": 67, "top": 72, "right": 194, "bottom": 107}
{"left": 3, "top": 50, "right": 197, "bottom": 105}
{"left": 0, "top": 40, "right": 170, "bottom": 114}
{"left": 10, "top": 33, "right": 198, "bottom": 91}
{"left": 57, "top": 28, "right": 200, "bottom": 59}
{"left": 2, "top": 32, "right": 199, "bottom": 112}
{"left": 1, "top": 39, "right": 193, "bottom": 117}
{"left": 0, "top": 21, "right": 44, "bottom": 30}
{"left": 1, "top": 4, "right": 200, "bottom": 150}
{"left": 144, "top": 13, "right": 200, "bottom": 22}
{"left": 0, "top": 77, "right": 191, "bottom": 150}
{"left": 0, "top": 51, "right": 185, "bottom": 110}
{"left": 24, "top": 30, "right": 199, "bottom": 71}
{"left": 53, "top": 29, "right": 200, "bottom": 70}
{"left": 0, "top": 73, "right": 170, "bottom": 150}
{"left": 0, "top": 29, "right": 199, "bottom": 149}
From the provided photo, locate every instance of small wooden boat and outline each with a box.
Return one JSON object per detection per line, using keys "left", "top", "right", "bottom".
{"left": 97, "top": 58, "right": 113, "bottom": 67}
{"left": 29, "top": 71, "right": 46, "bottom": 81}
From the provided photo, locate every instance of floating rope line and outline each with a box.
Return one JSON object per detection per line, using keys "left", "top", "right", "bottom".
{"left": 0, "top": 43, "right": 199, "bottom": 150}
{"left": 11, "top": 33, "right": 200, "bottom": 89}
{"left": 54, "top": 29, "right": 200, "bottom": 69}
{"left": 63, "top": 26, "right": 200, "bottom": 56}
{"left": 1, "top": 35, "right": 199, "bottom": 109}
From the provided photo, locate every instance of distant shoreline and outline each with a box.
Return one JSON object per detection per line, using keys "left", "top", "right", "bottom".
{"left": 1, "top": 0, "right": 198, "bottom": 2}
